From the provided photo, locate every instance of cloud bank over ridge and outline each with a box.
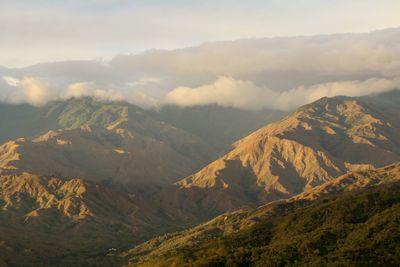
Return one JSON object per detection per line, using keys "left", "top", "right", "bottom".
{"left": 166, "top": 76, "right": 400, "bottom": 110}
{"left": 1, "top": 28, "right": 400, "bottom": 110}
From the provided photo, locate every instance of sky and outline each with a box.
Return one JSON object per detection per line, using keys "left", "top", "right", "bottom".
{"left": 1, "top": 0, "right": 400, "bottom": 67}
{"left": 0, "top": 1, "right": 399, "bottom": 110}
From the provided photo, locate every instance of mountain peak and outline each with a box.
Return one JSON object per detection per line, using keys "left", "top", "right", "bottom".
{"left": 158, "top": 95, "right": 400, "bottom": 219}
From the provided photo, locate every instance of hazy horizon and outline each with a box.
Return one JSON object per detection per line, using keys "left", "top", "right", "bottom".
{"left": 1, "top": 27, "right": 400, "bottom": 110}
{"left": 2, "top": 1, "right": 400, "bottom": 111}
{"left": 2, "top": 0, "right": 400, "bottom": 67}
{"left": 1, "top": 27, "right": 398, "bottom": 70}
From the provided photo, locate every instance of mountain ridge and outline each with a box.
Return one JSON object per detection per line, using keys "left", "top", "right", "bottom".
{"left": 124, "top": 161, "right": 400, "bottom": 266}
{"left": 0, "top": 172, "right": 177, "bottom": 266}
{"left": 154, "top": 92, "right": 400, "bottom": 222}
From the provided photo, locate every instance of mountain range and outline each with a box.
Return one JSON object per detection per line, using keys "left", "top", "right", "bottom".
{"left": 0, "top": 90, "right": 399, "bottom": 266}
{"left": 0, "top": 98, "right": 283, "bottom": 192}
{"left": 153, "top": 91, "right": 400, "bottom": 222}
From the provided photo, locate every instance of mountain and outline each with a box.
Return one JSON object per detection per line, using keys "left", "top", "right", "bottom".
{"left": 0, "top": 98, "right": 222, "bottom": 192}
{"left": 0, "top": 97, "right": 214, "bottom": 154}
{"left": 0, "top": 98, "right": 285, "bottom": 152}
{"left": 151, "top": 105, "right": 285, "bottom": 151}
{"left": 0, "top": 98, "right": 287, "bottom": 191}
{"left": 0, "top": 127, "right": 203, "bottom": 191}
{"left": 293, "top": 161, "right": 400, "bottom": 201}
{"left": 0, "top": 172, "right": 176, "bottom": 267}
{"left": 154, "top": 92, "right": 400, "bottom": 221}
{"left": 0, "top": 97, "right": 216, "bottom": 156}
{"left": 0, "top": 92, "right": 399, "bottom": 266}
{"left": 124, "top": 162, "right": 400, "bottom": 266}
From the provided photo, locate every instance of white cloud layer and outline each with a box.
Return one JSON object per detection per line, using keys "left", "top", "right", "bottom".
{"left": 1, "top": 74, "right": 399, "bottom": 110}
{"left": 1, "top": 29, "right": 400, "bottom": 110}
{"left": 64, "top": 82, "right": 159, "bottom": 108}
{"left": 166, "top": 76, "right": 400, "bottom": 110}
{"left": 0, "top": 77, "right": 159, "bottom": 108}
{"left": 0, "top": 77, "right": 54, "bottom": 106}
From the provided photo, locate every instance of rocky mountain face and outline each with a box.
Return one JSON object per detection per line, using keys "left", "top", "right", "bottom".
{"left": 0, "top": 125, "right": 206, "bottom": 191}
{"left": 155, "top": 92, "right": 400, "bottom": 220}
{"left": 0, "top": 172, "right": 176, "bottom": 266}
{"left": 293, "top": 161, "right": 400, "bottom": 201}
{"left": 0, "top": 97, "right": 285, "bottom": 192}
{"left": 125, "top": 162, "right": 400, "bottom": 266}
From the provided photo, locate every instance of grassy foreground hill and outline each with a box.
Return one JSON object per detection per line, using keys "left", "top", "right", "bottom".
{"left": 125, "top": 162, "right": 400, "bottom": 266}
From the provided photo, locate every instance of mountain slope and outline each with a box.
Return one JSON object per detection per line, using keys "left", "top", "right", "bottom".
{"left": 155, "top": 94, "right": 400, "bottom": 220}
{"left": 0, "top": 172, "right": 178, "bottom": 267}
{"left": 152, "top": 105, "right": 285, "bottom": 151}
{"left": 0, "top": 97, "right": 221, "bottom": 191}
{"left": 125, "top": 162, "right": 400, "bottom": 266}
{"left": 0, "top": 97, "right": 286, "bottom": 154}
{"left": 0, "top": 97, "right": 217, "bottom": 161}
{"left": 0, "top": 126, "right": 208, "bottom": 193}
{"left": 293, "top": 161, "right": 400, "bottom": 201}
{"left": 0, "top": 97, "right": 288, "bottom": 190}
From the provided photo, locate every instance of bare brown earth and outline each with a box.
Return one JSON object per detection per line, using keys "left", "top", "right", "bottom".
{"left": 293, "top": 161, "right": 400, "bottom": 201}
{"left": 0, "top": 123, "right": 215, "bottom": 194}
{"left": 155, "top": 95, "right": 400, "bottom": 220}
{"left": 0, "top": 97, "right": 222, "bottom": 196}
{"left": 0, "top": 172, "right": 178, "bottom": 266}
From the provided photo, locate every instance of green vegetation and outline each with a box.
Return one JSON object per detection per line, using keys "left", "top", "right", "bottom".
{"left": 48, "top": 97, "right": 129, "bottom": 129}
{"left": 129, "top": 182, "right": 400, "bottom": 266}
{"left": 0, "top": 97, "right": 130, "bottom": 143}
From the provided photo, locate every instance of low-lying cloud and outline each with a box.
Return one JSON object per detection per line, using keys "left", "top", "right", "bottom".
{"left": 1, "top": 74, "right": 399, "bottom": 111}
{"left": 0, "top": 76, "right": 54, "bottom": 106}
{"left": 1, "top": 29, "right": 400, "bottom": 110}
{"left": 166, "top": 76, "right": 400, "bottom": 110}
{"left": 0, "top": 76, "right": 159, "bottom": 108}
{"left": 65, "top": 82, "right": 159, "bottom": 108}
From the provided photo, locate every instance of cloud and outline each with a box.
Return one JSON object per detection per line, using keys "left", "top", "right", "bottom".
{"left": 64, "top": 82, "right": 159, "bottom": 108}
{"left": 1, "top": 74, "right": 399, "bottom": 111}
{"left": 1, "top": 29, "right": 400, "bottom": 109}
{"left": 126, "top": 76, "right": 161, "bottom": 87}
{"left": 19, "top": 77, "right": 53, "bottom": 106}
{"left": 2, "top": 0, "right": 400, "bottom": 67}
{"left": 2, "top": 76, "right": 19, "bottom": 87}
{"left": 0, "top": 77, "right": 159, "bottom": 108}
{"left": 165, "top": 77, "right": 268, "bottom": 109}
{"left": 0, "top": 77, "right": 54, "bottom": 106}
{"left": 274, "top": 77, "right": 400, "bottom": 110}
{"left": 165, "top": 76, "right": 400, "bottom": 110}
{"left": 64, "top": 82, "right": 123, "bottom": 101}
{"left": 2, "top": 73, "right": 199, "bottom": 108}
{"left": 109, "top": 28, "right": 400, "bottom": 91}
